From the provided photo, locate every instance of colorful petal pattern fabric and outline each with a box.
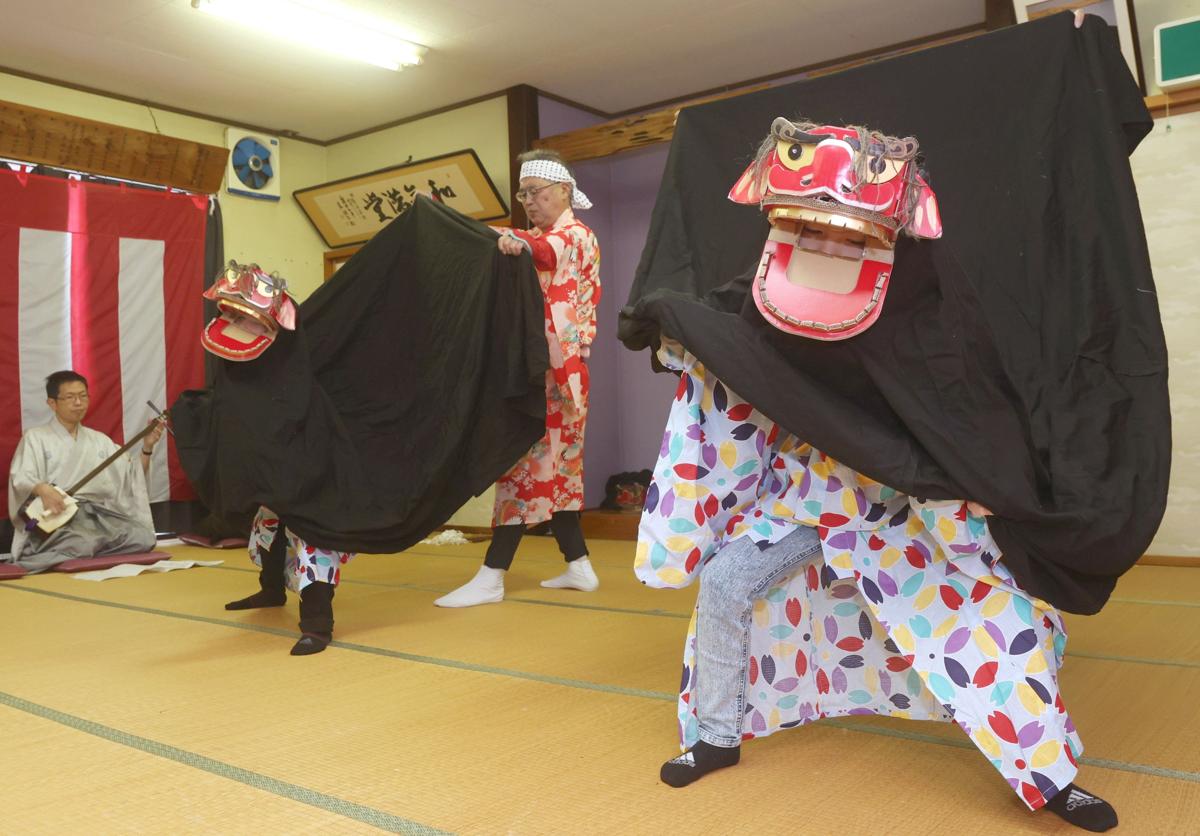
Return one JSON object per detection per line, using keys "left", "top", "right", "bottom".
{"left": 637, "top": 341, "right": 1081, "bottom": 809}
{"left": 250, "top": 506, "right": 355, "bottom": 592}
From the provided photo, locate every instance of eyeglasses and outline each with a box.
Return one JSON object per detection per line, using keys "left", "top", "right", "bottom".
{"left": 514, "top": 183, "right": 563, "bottom": 202}
{"left": 55, "top": 393, "right": 89, "bottom": 403}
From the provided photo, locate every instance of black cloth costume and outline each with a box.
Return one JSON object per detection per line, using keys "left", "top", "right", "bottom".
{"left": 619, "top": 14, "right": 1169, "bottom": 614}
{"left": 173, "top": 197, "right": 549, "bottom": 553}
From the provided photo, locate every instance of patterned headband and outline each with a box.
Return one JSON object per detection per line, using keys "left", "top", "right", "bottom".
{"left": 519, "top": 159, "right": 593, "bottom": 209}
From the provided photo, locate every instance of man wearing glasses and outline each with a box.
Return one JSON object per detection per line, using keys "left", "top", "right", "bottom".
{"left": 3, "top": 370, "right": 163, "bottom": 572}
{"left": 437, "top": 150, "right": 601, "bottom": 607}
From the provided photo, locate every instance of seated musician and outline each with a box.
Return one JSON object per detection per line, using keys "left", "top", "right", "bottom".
{"left": 3, "top": 371, "right": 163, "bottom": 573}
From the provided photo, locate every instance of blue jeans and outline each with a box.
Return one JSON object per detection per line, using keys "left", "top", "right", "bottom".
{"left": 694, "top": 526, "right": 823, "bottom": 747}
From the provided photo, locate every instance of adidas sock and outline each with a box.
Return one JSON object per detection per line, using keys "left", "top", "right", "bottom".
{"left": 1043, "top": 784, "right": 1118, "bottom": 832}
{"left": 290, "top": 632, "right": 331, "bottom": 656}
{"left": 660, "top": 740, "right": 740, "bottom": 788}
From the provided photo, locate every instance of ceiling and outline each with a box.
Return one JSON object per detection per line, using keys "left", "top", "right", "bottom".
{"left": 1, "top": 0, "right": 985, "bottom": 143}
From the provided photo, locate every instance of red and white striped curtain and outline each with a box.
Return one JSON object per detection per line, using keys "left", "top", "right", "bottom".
{"left": 0, "top": 169, "right": 208, "bottom": 515}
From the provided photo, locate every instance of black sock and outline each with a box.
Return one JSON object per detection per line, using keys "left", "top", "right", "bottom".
{"left": 289, "top": 632, "right": 331, "bottom": 656}
{"left": 1043, "top": 784, "right": 1118, "bottom": 832}
{"left": 225, "top": 588, "right": 286, "bottom": 610}
{"left": 660, "top": 740, "right": 740, "bottom": 788}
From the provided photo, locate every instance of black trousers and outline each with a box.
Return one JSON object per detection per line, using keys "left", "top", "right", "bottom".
{"left": 483, "top": 511, "right": 588, "bottom": 571}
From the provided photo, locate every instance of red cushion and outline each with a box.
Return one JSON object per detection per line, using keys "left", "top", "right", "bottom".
{"left": 178, "top": 533, "right": 249, "bottom": 549}
{"left": 52, "top": 551, "right": 170, "bottom": 573}
{"left": 0, "top": 563, "right": 28, "bottom": 580}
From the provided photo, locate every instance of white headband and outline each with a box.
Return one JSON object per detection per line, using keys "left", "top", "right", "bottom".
{"left": 519, "top": 159, "right": 592, "bottom": 210}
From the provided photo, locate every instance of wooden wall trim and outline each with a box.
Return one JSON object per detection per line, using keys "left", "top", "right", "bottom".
{"left": 0, "top": 64, "right": 320, "bottom": 146}
{"left": 1145, "top": 87, "right": 1200, "bottom": 119}
{"left": 0, "top": 98, "right": 228, "bottom": 194}
{"left": 323, "top": 90, "right": 511, "bottom": 146}
{"left": 1137, "top": 555, "right": 1200, "bottom": 567}
{"left": 533, "top": 86, "right": 768, "bottom": 164}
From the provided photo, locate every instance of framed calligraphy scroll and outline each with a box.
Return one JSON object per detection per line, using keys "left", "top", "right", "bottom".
{"left": 293, "top": 148, "right": 509, "bottom": 248}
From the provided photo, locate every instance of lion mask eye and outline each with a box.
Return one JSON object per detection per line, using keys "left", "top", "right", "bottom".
{"left": 864, "top": 155, "right": 906, "bottom": 184}
{"left": 776, "top": 140, "right": 816, "bottom": 171}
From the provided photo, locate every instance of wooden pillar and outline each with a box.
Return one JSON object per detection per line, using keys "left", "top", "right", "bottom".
{"left": 985, "top": 0, "right": 1016, "bottom": 30}
{"left": 506, "top": 84, "right": 540, "bottom": 227}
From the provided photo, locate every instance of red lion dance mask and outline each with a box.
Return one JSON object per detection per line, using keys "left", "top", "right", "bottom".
{"left": 728, "top": 117, "right": 942, "bottom": 340}
{"left": 201, "top": 261, "right": 297, "bottom": 361}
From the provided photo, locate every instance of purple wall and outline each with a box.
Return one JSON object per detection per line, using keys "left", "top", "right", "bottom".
{"left": 538, "top": 98, "right": 677, "bottom": 505}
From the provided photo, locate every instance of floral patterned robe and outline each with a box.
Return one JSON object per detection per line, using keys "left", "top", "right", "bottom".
{"left": 493, "top": 209, "right": 600, "bottom": 526}
{"left": 637, "top": 340, "right": 1082, "bottom": 810}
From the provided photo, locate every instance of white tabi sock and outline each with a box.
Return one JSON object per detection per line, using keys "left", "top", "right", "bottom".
{"left": 434, "top": 566, "right": 505, "bottom": 608}
{"left": 540, "top": 556, "right": 599, "bottom": 591}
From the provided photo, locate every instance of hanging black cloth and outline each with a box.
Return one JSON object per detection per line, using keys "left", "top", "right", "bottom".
{"left": 172, "top": 196, "right": 549, "bottom": 553}
{"left": 619, "top": 14, "right": 1168, "bottom": 614}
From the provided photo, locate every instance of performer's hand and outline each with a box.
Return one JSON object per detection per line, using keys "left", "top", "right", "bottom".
{"left": 34, "top": 482, "right": 67, "bottom": 515}
{"left": 144, "top": 417, "right": 167, "bottom": 450}
{"left": 966, "top": 502, "right": 993, "bottom": 517}
{"left": 498, "top": 234, "right": 526, "bottom": 257}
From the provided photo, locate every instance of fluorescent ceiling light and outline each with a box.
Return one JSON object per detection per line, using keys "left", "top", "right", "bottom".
{"left": 191, "top": 0, "right": 427, "bottom": 71}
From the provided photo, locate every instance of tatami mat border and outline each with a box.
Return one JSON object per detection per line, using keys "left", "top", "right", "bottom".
{"left": 0, "top": 690, "right": 448, "bottom": 835}
{"left": 216, "top": 561, "right": 1200, "bottom": 620}
{"left": 4, "top": 583, "right": 1200, "bottom": 789}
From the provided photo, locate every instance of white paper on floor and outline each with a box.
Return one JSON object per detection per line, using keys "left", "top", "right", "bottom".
{"left": 70, "top": 559, "right": 225, "bottom": 581}
{"left": 420, "top": 529, "right": 470, "bottom": 546}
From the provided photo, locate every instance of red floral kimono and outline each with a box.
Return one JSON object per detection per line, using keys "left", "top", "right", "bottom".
{"left": 493, "top": 209, "right": 600, "bottom": 526}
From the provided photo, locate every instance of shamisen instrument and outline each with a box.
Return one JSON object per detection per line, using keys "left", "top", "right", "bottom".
{"left": 18, "top": 402, "right": 169, "bottom": 540}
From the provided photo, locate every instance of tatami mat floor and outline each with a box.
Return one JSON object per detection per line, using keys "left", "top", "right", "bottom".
{"left": 1, "top": 538, "right": 1198, "bottom": 834}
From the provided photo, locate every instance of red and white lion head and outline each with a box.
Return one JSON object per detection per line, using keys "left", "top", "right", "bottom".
{"left": 201, "top": 261, "right": 297, "bottom": 361}
{"left": 729, "top": 117, "right": 941, "bottom": 340}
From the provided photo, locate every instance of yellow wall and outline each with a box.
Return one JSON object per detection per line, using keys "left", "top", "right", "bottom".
{"left": 326, "top": 96, "right": 511, "bottom": 202}
{"left": 0, "top": 71, "right": 330, "bottom": 299}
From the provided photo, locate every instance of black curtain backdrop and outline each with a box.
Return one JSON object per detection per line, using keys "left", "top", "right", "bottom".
{"left": 619, "top": 14, "right": 1169, "bottom": 614}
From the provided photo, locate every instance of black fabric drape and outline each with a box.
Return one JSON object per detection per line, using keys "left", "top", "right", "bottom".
{"left": 619, "top": 14, "right": 1168, "bottom": 614}
{"left": 172, "top": 196, "right": 549, "bottom": 553}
